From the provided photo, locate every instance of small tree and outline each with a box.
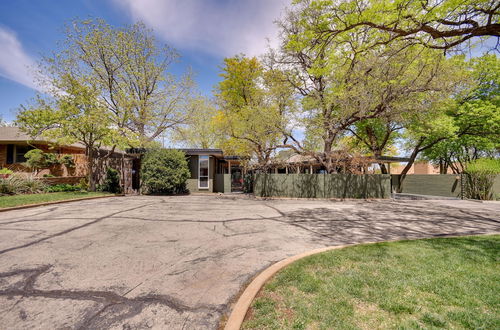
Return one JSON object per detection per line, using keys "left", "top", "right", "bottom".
{"left": 101, "top": 168, "right": 121, "bottom": 194}
{"left": 24, "top": 149, "right": 59, "bottom": 175}
{"left": 141, "top": 149, "right": 190, "bottom": 194}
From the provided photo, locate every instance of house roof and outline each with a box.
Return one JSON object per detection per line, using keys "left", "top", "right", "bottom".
{"left": 0, "top": 127, "right": 84, "bottom": 149}
{"left": 281, "top": 153, "right": 411, "bottom": 165}
{"left": 179, "top": 148, "right": 224, "bottom": 156}
{"left": 0, "top": 127, "right": 128, "bottom": 154}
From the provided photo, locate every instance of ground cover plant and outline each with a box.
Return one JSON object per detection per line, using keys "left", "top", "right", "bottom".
{"left": 0, "top": 191, "right": 111, "bottom": 208}
{"left": 243, "top": 235, "right": 500, "bottom": 329}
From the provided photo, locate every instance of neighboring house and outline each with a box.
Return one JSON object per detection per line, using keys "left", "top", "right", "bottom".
{"left": 0, "top": 127, "right": 134, "bottom": 192}
{"left": 270, "top": 154, "right": 410, "bottom": 174}
{"left": 390, "top": 161, "right": 456, "bottom": 175}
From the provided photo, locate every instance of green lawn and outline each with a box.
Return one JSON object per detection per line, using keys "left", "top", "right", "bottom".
{"left": 0, "top": 191, "right": 113, "bottom": 208}
{"left": 243, "top": 235, "right": 500, "bottom": 330}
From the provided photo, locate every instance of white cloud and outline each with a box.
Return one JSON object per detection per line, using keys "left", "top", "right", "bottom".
{"left": 0, "top": 27, "right": 39, "bottom": 90}
{"left": 113, "top": 0, "right": 287, "bottom": 57}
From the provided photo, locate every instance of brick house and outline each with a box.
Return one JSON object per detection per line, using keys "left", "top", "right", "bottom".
{"left": 0, "top": 127, "right": 134, "bottom": 192}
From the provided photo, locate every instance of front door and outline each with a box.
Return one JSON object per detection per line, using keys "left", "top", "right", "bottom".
{"left": 231, "top": 166, "right": 243, "bottom": 192}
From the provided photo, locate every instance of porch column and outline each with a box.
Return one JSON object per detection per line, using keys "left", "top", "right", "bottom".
{"left": 285, "top": 166, "right": 288, "bottom": 174}
{"left": 310, "top": 165, "right": 313, "bottom": 173}
{"left": 228, "top": 160, "right": 231, "bottom": 174}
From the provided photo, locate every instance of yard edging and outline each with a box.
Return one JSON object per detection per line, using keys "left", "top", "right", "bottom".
{"left": 223, "top": 233, "right": 500, "bottom": 330}
{"left": 224, "top": 244, "right": 352, "bottom": 330}
{"left": 0, "top": 194, "right": 123, "bottom": 212}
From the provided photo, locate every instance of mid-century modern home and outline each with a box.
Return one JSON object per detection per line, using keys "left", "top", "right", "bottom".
{"left": 0, "top": 127, "right": 245, "bottom": 194}
{"left": 180, "top": 149, "right": 244, "bottom": 193}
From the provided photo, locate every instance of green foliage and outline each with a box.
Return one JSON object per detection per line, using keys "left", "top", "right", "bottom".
{"left": 24, "top": 149, "right": 59, "bottom": 172}
{"left": 0, "top": 174, "right": 47, "bottom": 195}
{"left": 293, "top": 0, "right": 496, "bottom": 53}
{"left": 45, "top": 184, "right": 82, "bottom": 193}
{"left": 141, "top": 149, "right": 190, "bottom": 194}
{"left": 78, "top": 178, "right": 89, "bottom": 191}
{"left": 464, "top": 159, "right": 500, "bottom": 200}
{"left": 215, "top": 56, "right": 295, "bottom": 167}
{"left": 59, "top": 155, "right": 75, "bottom": 168}
{"left": 0, "top": 168, "right": 13, "bottom": 175}
{"left": 101, "top": 168, "right": 121, "bottom": 194}
{"left": 171, "top": 97, "right": 220, "bottom": 149}
{"left": 421, "top": 54, "right": 500, "bottom": 172}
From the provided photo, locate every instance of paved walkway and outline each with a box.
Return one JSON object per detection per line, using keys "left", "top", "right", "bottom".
{"left": 0, "top": 195, "right": 498, "bottom": 329}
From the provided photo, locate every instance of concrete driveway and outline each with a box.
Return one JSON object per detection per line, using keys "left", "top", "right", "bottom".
{"left": 0, "top": 195, "right": 499, "bottom": 329}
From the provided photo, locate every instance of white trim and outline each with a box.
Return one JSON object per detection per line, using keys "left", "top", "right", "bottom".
{"left": 198, "top": 155, "right": 210, "bottom": 189}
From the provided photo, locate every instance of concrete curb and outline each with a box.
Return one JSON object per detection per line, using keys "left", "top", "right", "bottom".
{"left": 224, "top": 244, "right": 352, "bottom": 330}
{"left": 0, "top": 194, "right": 123, "bottom": 212}
{"left": 224, "top": 232, "right": 500, "bottom": 330}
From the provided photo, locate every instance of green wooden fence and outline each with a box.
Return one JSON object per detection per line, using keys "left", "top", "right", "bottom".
{"left": 253, "top": 174, "right": 391, "bottom": 199}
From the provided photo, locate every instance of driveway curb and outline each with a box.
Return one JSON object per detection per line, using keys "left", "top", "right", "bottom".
{"left": 0, "top": 194, "right": 123, "bottom": 212}
{"left": 224, "top": 244, "right": 352, "bottom": 330}
{"left": 224, "top": 233, "right": 500, "bottom": 330}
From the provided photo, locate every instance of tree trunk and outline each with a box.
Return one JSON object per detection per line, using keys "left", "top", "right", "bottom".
{"left": 397, "top": 139, "right": 423, "bottom": 193}
{"left": 87, "top": 149, "right": 96, "bottom": 191}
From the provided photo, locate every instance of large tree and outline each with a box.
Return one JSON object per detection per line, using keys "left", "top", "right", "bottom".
{"left": 269, "top": 3, "right": 462, "bottom": 173}
{"left": 295, "top": 0, "right": 499, "bottom": 52}
{"left": 170, "top": 97, "right": 221, "bottom": 149}
{"left": 214, "top": 56, "right": 296, "bottom": 169}
{"left": 42, "top": 19, "right": 195, "bottom": 146}
{"left": 17, "top": 76, "right": 136, "bottom": 190}
{"left": 421, "top": 54, "right": 500, "bottom": 173}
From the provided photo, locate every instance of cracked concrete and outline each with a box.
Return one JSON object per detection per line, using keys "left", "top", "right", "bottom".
{"left": 0, "top": 195, "right": 498, "bottom": 329}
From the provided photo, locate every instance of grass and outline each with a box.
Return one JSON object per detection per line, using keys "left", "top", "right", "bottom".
{"left": 0, "top": 191, "right": 113, "bottom": 208}
{"left": 243, "top": 235, "right": 500, "bottom": 330}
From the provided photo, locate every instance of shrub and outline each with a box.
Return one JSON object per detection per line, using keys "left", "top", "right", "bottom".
{"left": 0, "top": 168, "right": 13, "bottom": 175}
{"left": 45, "top": 184, "right": 81, "bottom": 192}
{"left": 0, "top": 174, "right": 47, "bottom": 195}
{"left": 59, "top": 155, "right": 75, "bottom": 168}
{"left": 464, "top": 158, "right": 500, "bottom": 200}
{"left": 24, "top": 149, "right": 59, "bottom": 173}
{"left": 141, "top": 149, "right": 190, "bottom": 194}
{"left": 101, "top": 168, "right": 121, "bottom": 193}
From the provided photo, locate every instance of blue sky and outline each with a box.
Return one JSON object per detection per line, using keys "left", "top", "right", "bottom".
{"left": 0, "top": 0, "right": 286, "bottom": 122}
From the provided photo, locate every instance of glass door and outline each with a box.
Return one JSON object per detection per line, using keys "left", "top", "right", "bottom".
{"left": 198, "top": 156, "right": 209, "bottom": 189}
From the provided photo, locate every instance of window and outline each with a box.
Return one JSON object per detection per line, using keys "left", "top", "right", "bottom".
{"left": 15, "top": 145, "right": 32, "bottom": 163}
{"left": 6, "top": 145, "right": 33, "bottom": 164}
{"left": 198, "top": 155, "right": 209, "bottom": 189}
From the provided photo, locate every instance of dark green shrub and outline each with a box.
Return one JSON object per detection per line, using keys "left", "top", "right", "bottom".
{"left": 45, "top": 184, "right": 81, "bottom": 192}
{"left": 60, "top": 155, "right": 75, "bottom": 168}
{"left": 101, "top": 168, "right": 121, "bottom": 193}
{"left": 24, "top": 149, "right": 59, "bottom": 173}
{"left": 141, "top": 149, "right": 190, "bottom": 194}
{"left": 464, "top": 158, "right": 500, "bottom": 200}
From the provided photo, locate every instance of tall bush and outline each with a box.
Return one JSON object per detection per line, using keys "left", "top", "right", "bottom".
{"left": 464, "top": 158, "right": 500, "bottom": 200}
{"left": 101, "top": 168, "right": 121, "bottom": 193}
{"left": 24, "top": 149, "right": 59, "bottom": 174}
{"left": 141, "top": 149, "right": 190, "bottom": 194}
